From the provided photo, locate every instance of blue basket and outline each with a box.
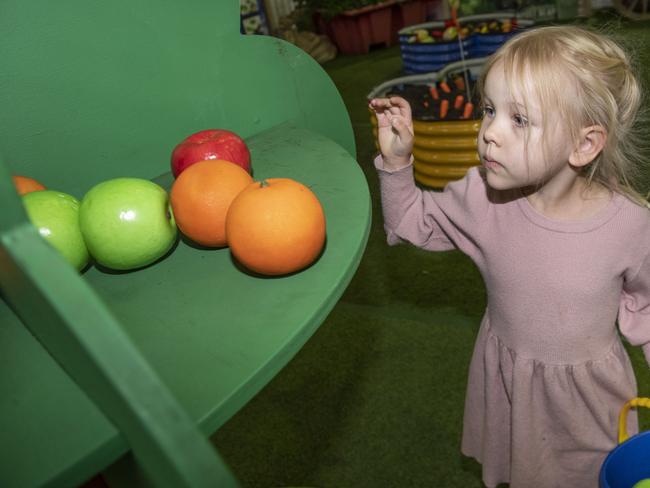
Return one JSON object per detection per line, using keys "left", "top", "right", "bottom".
{"left": 471, "top": 32, "right": 516, "bottom": 46}
{"left": 600, "top": 398, "right": 650, "bottom": 488}
{"left": 398, "top": 14, "right": 535, "bottom": 74}
{"left": 469, "top": 32, "right": 517, "bottom": 57}
{"left": 600, "top": 431, "right": 650, "bottom": 488}
{"left": 399, "top": 37, "right": 471, "bottom": 74}
{"left": 401, "top": 50, "right": 468, "bottom": 63}
{"left": 469, "top": 46, "right": 502, "bottom": 57}
{"left": 399, "top": 35, "right": 472, "bottom": 53}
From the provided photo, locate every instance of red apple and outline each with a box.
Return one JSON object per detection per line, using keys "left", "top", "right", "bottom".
{"left": 171, "top": 129, "right": 251, "bottom": 177}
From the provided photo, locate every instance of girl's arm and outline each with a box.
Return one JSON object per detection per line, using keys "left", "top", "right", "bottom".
{"left": 619, "top": 251, "right": 650, "bottom": 366}
{"left": 370, "top": 96, "right": 488, "bottom": 261}
{"left": 375, "top": 159, "right": 488, "bottom": 262}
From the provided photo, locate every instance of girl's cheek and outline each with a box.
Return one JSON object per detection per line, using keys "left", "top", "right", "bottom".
{"left": 477, "top": 130, "right": 487, "bottom": 150}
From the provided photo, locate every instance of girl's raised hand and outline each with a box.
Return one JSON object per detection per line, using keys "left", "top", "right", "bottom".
{"left": 369, "top": 96, "right": 414, "bottom": 170}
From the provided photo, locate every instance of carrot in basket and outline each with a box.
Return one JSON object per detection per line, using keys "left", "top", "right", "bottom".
{"left": 440, "top": 99, "right": 449, "bottom": 119}
{"left": 429, "top": 85, "right": 439, "bottom": 100}
{"left": 439, "top": 81, "right": 451, "bottom": 93}
{"left": 454, "top": 94, "right": 464, "bottom": 109}
{"left": 454, "top": 76, "right": 465, "bottom": 91}
{"left": 463, "top": 102, "right": 474, "bottom": 119}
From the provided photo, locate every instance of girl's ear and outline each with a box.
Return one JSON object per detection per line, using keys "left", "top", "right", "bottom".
{"left": 569, "top": 125, "right": 607, "bottom": 167}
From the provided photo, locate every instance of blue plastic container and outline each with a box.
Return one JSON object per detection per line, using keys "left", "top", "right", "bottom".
{"left": 399, "top": 35, "right": 472, "bottom": 74}
{"left": 399, "top": 34, "right": 472, "bottom": 53}
{"left": 469, "top": 32, "right": 518, "bottom": 57}
{"left": 397, "top": 13, "right": 534, "bottom": 74}
{"left": 401, "top": 50, "right": 468, "bottom": 74}
{"left": 600, "top": 430, "right": 650, "bottom": 488}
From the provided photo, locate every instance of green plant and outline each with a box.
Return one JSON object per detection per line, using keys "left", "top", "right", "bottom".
{"left": 296, "top": 0, "right": 385, "bottom": 20}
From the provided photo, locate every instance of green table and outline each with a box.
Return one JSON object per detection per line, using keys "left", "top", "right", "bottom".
{"left": 0, "top": 2, "right": 370, "bottom": 486}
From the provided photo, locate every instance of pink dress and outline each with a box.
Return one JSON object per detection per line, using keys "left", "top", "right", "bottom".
{"left": 376, "top": 159, "right": 650, "bottom": 488}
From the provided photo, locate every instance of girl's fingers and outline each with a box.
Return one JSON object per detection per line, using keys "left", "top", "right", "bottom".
{"left": 374, "top": 108, "right": 391, "bottom": 128}
{"left": 388, "top": 105, "right": 402, "bottom": 116}
{"left": 369, "top": 98, "right": 394, "bottom": 114}
{"left": 389, "top": 115, "right": 414, "bottom": 141}
{"left": 388, "top": 96, "right": 412, "bottom": 120}
{"left": 387, "top": 96, "right": 408, "bottom": 107}
{"left": 371, "top": 98, "right": 413, "bottom": 142}
{"left": 370, "top": 97, "right": 411, "bottom": 118}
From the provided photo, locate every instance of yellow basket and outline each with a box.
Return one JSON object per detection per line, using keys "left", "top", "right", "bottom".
{"left": 370, "top": 115, "right": 480, "bottom": 189}
{"left": 367, "top": 57, "right": 486, "bottom": 189}
{"left": 618, "top": 397, "right": 650, "bottom": 443}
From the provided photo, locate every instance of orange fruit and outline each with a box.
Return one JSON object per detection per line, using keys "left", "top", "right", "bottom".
{"left": 12, "top": 175, "right": 46, "bottom": 195}
{"left": 226, "top": 178, "right": 326, "bottom": 276}
{"left": 170, "top": 159, "right": 253, "bottom": 247}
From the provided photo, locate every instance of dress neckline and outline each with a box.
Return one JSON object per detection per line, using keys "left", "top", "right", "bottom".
{"left": 516, "top": 191, "right": 624, "bottom": 233}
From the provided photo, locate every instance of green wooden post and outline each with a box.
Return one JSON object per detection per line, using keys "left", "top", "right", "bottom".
{"left": 0, "top": 157, "right": 239, "bottom": 486}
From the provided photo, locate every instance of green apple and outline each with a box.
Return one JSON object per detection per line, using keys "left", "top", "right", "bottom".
{"left": 79, "top": 178, "right": 177, "bottom": 270}
{"left": 22, "top": 190, "right": 90, "bottom": 271}
{"left": 633, "top": 480, "right": 650, "bottom": 488}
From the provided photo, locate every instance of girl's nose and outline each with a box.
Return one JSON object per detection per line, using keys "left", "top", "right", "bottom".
{"left": 482, "top": 119, "right": 501, "bottom": 147}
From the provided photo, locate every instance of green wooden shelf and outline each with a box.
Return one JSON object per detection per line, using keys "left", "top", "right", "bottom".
{"left": 0, "top": 1, "right": 370, "bottom": 486}
{"left": 1, "top": 123, "right": 370, "bottom": 487}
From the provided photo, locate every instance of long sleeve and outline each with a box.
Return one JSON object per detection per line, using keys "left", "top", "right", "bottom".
{"left": 619, "top": 251, "right": 650, "bottom": 367}
{"left": 375, "top": 156, "right": 488, "bottom": 262}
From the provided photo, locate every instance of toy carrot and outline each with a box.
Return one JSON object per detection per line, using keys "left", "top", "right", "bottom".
{"left": 449, "top": 0, "right": 459, "bottom": 26}
{"left": 429, "top": 85, "right": 439, "bottom": 100}
{"left": 439, "top": 81, "right": 451, "bottom": 93}
{"left": 463, "top": 102, "right": 474, "bottom": 119}
{"left": 440, "top": 99, "right": 449, "bottom": 119}
{"left": 454, "top": 76, "right": 465, "bottom": 91}
{"left": 454, "top": 94, "right": 464, "bottom": 109}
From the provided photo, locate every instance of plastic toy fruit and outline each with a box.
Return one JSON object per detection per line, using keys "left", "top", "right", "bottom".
{"left": 442, "top": 26, "right": 458, "bottom": 41}
{"left": 414, "top": 29, "right": 432, "bottom": 43}
{"left": 12, "top": 175, "right": 46, "bottom": 195}
{"left": 170, "top": 159, "right": 253, "bottom": 247}
{"left": 22, "top": 190, "right": 89, "bottom": 271}
{"left": 633, "top": 480, "right": 650, "bottom": 488}
{"left": 226, "top": 178, "right": 326, "bottom": 276}
{"left": 171, "top": 129, "right": 251, "bottom": 178}
{"left": 79, "top": 178, "right": 177, "bottom": 270}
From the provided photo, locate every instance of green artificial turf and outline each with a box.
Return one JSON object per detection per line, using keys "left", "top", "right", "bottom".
{"left": 212, "top": 12, "right": 650, "bottom": 487}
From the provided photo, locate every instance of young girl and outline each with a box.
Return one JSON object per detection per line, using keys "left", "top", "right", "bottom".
{"left": 369, "top": 25, "right": 650, "bottom": 487}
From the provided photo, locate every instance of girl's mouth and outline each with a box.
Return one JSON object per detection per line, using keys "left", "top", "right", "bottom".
{"left": 482, "top": 156, "right": 501, "bottom": 171}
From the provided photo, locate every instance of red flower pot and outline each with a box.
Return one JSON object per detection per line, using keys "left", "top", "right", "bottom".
{"left": 393, "top": 0, "right": 427, "bottom": 36}
{"left": 316, "top": 1, "right": 397, "bottom": 55}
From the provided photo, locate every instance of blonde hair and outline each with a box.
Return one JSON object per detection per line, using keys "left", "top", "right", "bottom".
{"left": 477, "top": 25, "right": 649, "bottom": 207}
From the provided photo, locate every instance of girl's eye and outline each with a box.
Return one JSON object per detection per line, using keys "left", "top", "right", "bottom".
{"left": 482, "top": 106, "right": 495, "bottom": 118}
{"left": 513, "top": 114, "right": 528, "bottom": 127}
